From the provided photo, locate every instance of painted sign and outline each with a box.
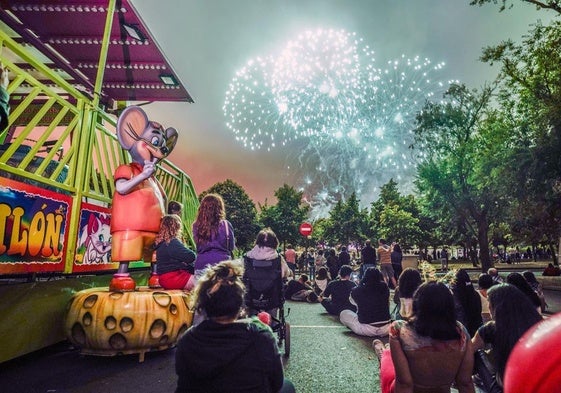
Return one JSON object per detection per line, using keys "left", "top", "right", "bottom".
{"left": 0, "top": 178, "right": 71, "bottom": 274}
{"left": 73, "top": 203, "right": 116, "bottom": 272}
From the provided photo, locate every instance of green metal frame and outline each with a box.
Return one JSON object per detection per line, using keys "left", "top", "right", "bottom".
{"left": 0, "top": 6, "right": 198, "bottom": 272}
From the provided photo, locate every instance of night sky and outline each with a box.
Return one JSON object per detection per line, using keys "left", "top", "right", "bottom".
{"left": 131, "top": 0, "right": 546, "bottom": 210}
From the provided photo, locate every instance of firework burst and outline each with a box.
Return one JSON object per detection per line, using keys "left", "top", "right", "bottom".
{"left": 224, "top": 28, "right": 453, "bottom": 217}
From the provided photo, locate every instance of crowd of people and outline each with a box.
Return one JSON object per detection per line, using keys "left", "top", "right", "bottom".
{"left": 152, "top": 199, "right": 559, "bottom": 393}
{"left": 275, "top": 243, "right": 555, "bottom": 393}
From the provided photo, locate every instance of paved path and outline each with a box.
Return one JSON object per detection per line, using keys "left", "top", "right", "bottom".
{"left": 2, "top": 289, "right": 560, "bottom": 393}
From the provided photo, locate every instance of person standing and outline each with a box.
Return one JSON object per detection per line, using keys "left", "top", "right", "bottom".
{"left": 319, "top": 265, "right": 357, "bottom": 316}
{"left": 338, "top": 246, "right": 351, "bottom": 268}
{"left": 192, "top": 193, "right": 235, "bottom": 278}
{"left": 360, "top": 240, "right": 377, "bottom": 278}
{"left": 390, "top": 243, "right": 403, "bottom": 281}
{"left": 284, "top": 244, "right": 297, "bottom": 275}
{"left": 378, "top": 239, "right": 397, "bottom": 289}
{"left": 325, "top": 248, "right": 340, "bottom": 280}
{"left": 440, "top": 247, "right": 449, "bottom": 271}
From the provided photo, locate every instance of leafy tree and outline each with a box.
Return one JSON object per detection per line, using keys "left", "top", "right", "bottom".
{"left": 258, "top": 184, "right": 309, "bottom": 249}
{"left": 200, "top": 179, "right": 259, "bottom": 253}
{"left": 323, "top": 193, "right": 369, "bottom": 246}
{"left": 413, "top": 84, "right": 499, "bottom": 271}
{"left": 477, "top": 16, "right": 561, "bottom": 263}
{"left": 469, "top": 0, "right": 561, "bottom": 14}
{"left": 378, "top": 204, "right": 420, "bottom": 248}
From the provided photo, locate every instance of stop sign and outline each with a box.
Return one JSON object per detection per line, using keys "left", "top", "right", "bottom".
{"left": 299, "top": 222, "right": 313, "bottom": 237}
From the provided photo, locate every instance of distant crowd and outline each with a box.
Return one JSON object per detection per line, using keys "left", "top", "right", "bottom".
{"left": 154, "top": 194, "right": 560, "bottom": 393}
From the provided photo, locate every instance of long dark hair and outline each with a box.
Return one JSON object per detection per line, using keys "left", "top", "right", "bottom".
{"left": 506, "top": 272, "right": 541, "bottom": 309}
{"left": 453, "top": 269, "right": 482, "bottom": 336}
{"left": 397, "top": 268, "right": 422, "bottom": 298}
{"left": 487, "top": 284, "right": 542, "bottom": 379}
{"left": 361, "top": 267, "right": 387, "bottom": 293}
{"left": 413, "top": 281, "right": 460, "bottom": 340}
{"left": 193, "top": 193, "right": 226, "bottom": 244}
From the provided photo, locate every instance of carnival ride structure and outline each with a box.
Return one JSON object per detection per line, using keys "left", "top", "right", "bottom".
{"left": 0, "top": 0, "right": 199, "bottom": 362}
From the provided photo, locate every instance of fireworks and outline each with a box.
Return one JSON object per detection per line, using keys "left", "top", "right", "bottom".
{"left": 223, "top": 28, "right": 453, "bottom": 217}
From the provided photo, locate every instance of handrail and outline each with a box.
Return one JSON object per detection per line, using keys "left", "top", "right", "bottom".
{"left": 0, "top": 23, "right": 198, "bottom": 274}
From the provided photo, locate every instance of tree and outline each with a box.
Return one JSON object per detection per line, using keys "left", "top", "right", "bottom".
{"left": 200, "top": 179, "right": 259, "bottom": 253}
{"left": 323, "top": 193, "right": 369, "bottom": 246}
{"left": 477, "top": 17, "right": 561, "bottom": 264}
{"left": 469, "top": 0, "right": 561, "bottom": 14}
{"left": 258, "top": 184, "right": 309, "bottom": 249}
{"left": 370, "top": 180, "right": 423, "bottom": 248}
{"left": 413, "top": 84, "right": 499, "bottom": 271}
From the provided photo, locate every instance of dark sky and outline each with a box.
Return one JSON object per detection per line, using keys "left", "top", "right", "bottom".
{"left": 131, "top": 0, "right": 547, "bottom": 206}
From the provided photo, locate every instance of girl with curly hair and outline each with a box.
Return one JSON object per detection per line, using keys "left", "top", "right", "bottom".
{"left": 175, "top": 261, "right": 295, "bottom": 393}
{"left": 154, "top": 214, "right": 196, "bottom": 290}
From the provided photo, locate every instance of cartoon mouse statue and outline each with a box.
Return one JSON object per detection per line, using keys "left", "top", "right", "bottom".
{"left": 109, "top": 106, "right": 178, "bottom": 291}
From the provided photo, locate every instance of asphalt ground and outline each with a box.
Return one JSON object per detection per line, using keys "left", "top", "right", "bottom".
{"left": 1, "top": 270, "right": 559, "bottom": 393}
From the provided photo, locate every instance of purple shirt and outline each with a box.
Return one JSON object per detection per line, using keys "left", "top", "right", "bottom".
{"left": 192, "top": 220, "right": 235, "bottom": 275}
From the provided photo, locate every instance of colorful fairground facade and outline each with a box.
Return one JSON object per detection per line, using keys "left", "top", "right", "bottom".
{"left": 0, "top": 0, "right": 199, "bottom": 362}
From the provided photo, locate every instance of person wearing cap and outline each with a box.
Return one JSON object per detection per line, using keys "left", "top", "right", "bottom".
{"left": 319, "top": 265, "right": 357, "bottom": 316}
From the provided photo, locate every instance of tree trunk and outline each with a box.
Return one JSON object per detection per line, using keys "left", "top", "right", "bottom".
{"left": 478, "top": 218, "right": 491, "bottom": 273}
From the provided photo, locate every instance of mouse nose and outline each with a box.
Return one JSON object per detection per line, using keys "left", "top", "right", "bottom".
{"left": 161, "top": 146, "right": 169, "bottom": 155}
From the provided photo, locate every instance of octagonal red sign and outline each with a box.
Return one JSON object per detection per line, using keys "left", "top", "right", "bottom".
{"left": 299, "top": 222, "right": 313, "bottom": 237}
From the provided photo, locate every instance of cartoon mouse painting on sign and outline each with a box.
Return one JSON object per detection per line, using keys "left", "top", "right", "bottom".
{"left": 109, "top": 106, "right": 178, "bottom": 291}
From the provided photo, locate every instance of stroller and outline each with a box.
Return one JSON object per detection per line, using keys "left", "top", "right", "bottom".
{"left": 242, "top": 255, "right": 291, "bottom": 357}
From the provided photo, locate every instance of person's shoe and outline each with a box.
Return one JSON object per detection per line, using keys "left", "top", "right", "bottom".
{"left": 372, "top": 339, "right": 385, "bottom": 362}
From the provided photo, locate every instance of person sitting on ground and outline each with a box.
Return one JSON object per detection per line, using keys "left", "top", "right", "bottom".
{"left": 283, "top": 244, "right": 297, "bottom": 275}
{"left": 154, "top": 215, "right": 196, "bottom": 290}
{"left": 245, "top": 227, "right": 292, "bottom": 280}
{"left": 373, "top": 281, "right": 475, "bottom": 393}
{"left": 542, "top": 262, "right": 561, "bottom": 276}
{"left": 506, "top": 272, "right": 542, "bottom": 313}
{"left": 471, "top": 283, "right": 543, "bottom": 392}
{"left": 392, "top": 267, "right": 422, "bottom": 320}
{"left": 313, "top": 266, "right": 331, "bottom": 296}
{"left": 477, "top": 273, "right": 495, "bottom": 323}
{"left": 487, "top": 268, "right": 503, "bottom": 284}
{"left": 452, "top": 269, "right": 483, "bottom": 338}
{"left": 175, "top": 260, "right": 295, "bottom": 393}
{"left": 340, "top": 267, "right": 391, "bottom": 337}
{"left": 319, "top": 265, "right": 357, "bottom": 316}
{"left": 503, "top": 312, "right": 561, "bottom": 393}
{"left": 284, "top": 274, "right": 317, "bottom": 303}
{"left": 522, "top": 270, "right": 547, "bottom": 313}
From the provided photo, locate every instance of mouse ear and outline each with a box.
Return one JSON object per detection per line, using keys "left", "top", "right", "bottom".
{"left": 116, "top": 106, "right": 149, "bottom": 150}
{"left": 163, "top": 127, "right": 178, "bottom": 156}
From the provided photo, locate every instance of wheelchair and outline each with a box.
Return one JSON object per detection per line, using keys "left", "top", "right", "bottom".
{"left": 242, "top": 255, "right": 291, "bottom": 357}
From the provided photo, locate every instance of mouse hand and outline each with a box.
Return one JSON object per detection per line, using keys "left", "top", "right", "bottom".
{"left": 141, "top": 158, "right": 157, "bottom": 179}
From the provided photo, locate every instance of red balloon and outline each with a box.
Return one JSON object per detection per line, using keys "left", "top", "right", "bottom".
{"left": 504, "top": 312, "right": 561, "bottom": 393}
